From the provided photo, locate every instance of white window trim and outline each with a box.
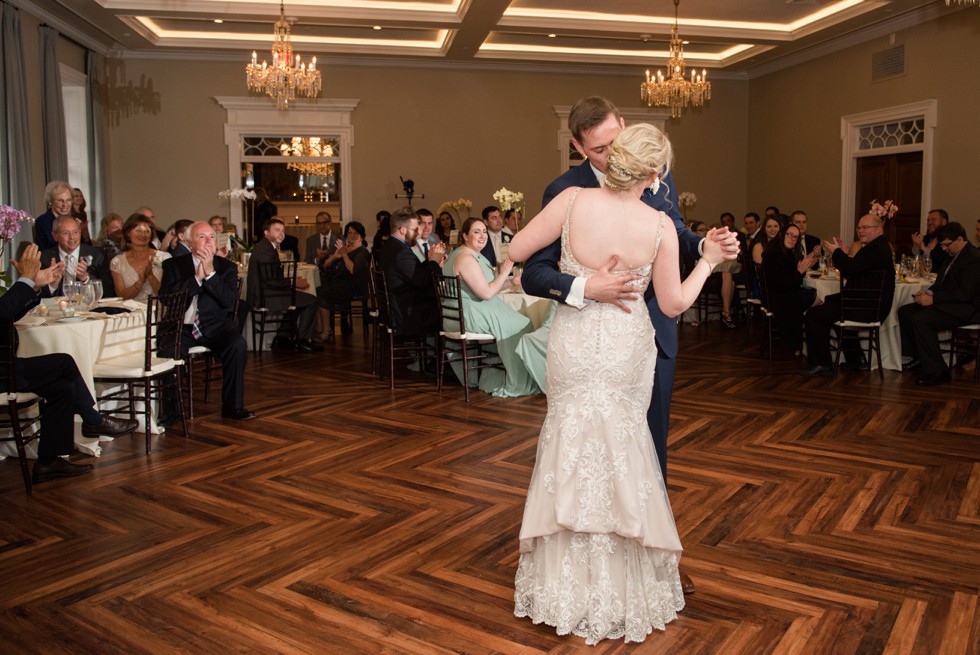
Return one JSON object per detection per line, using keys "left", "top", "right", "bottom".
{"left": 840, "top": 99, "right": 937, "bottom": 238}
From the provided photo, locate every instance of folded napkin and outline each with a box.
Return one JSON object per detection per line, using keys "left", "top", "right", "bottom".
{"left": 15, "top": 316, "right": 47, "bottom": 327}
{"left": 90, "top": 307, "right": 132, "bottom": 315}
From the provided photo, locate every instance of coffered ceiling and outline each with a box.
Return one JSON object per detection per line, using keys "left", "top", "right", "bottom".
{"left": 22, "top": 0, "right": 956, "bottom": 76}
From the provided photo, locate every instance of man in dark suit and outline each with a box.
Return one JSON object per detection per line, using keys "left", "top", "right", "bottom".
{"left": 791, "top": 211, "right": 821, "bottom": 270}
{"left": 899, "top": 222, "right": 980, "bottom": 386}
{"left": 39, "top": 215, "right": 115, "bottom": 297}
{"left": 305, "top": 211, "right": 340, "bottom": 265}
{"left": 801, "top": 214, "right": 896, "bottom": 376}
{"left": 247, "top": 218, "right": 319, "bottom": 352}
{"left": 160, "top": 222, "right": 255, "bottom": 420}
{"left": 164, "top": 219, "right": 194, "bottom": 258}
{"left": 380, "top": 207, "right": 446, "bottom": 335}
{"left": 479, "top": 205, "right": 511, "bottom": 268}
{"left": 521, "top": 97, "right": 739, "bottom": 595}
{"left": 1, "top": 245, "right": 138, "bottom": 483}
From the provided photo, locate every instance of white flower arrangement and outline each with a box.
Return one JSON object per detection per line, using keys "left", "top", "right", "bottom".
{"left": 437, "top": 198, "right": 473, "bottom": 221}
{"left": 218, "top": 188, "right": 257, "bottom": 200}
{"left": 678, "top": 192, "right": 697, "bottom": 209}
{"left": 869, "top": 199, "right": 898, "bottom": 221}
{"left": 492, "top": 187, "right": 525, "bottom": 212}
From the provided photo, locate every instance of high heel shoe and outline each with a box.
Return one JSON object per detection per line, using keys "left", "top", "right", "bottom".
{"left": 721, "top": 312, "right": 737, "bottom": 329}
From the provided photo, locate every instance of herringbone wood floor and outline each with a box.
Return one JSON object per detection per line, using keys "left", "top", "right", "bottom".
{"left": 1, "top": 321, "right": 978, "bottom": 654}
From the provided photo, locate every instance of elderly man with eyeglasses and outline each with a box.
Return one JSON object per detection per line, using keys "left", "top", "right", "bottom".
{"left": 801, "top": 214, "right": 896, "bottom": 376}
{"left": 898, "top": 222, "right": 980, "bottom": 386}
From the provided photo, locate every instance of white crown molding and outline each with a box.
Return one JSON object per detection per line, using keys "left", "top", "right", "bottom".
{"left": 8, "top": 0, "right": 114, "bottom": 55}
{"left": 743, "top": 2, "right": 949, "bottom": 80}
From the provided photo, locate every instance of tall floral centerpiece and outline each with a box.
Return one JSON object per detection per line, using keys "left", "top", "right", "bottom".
{"left": 492, "top": 187, "right": 525, "bottom": 229}
{"left": 436, "top": 198, "right": 472, "bottom": 223}
{"left": 0, "top": 205, "right": 35, "bottom": 295}
{"left": 218, "top": 187, "right": 257, "bottom": 256}
{"left": 869, "top": 199, "right": 898, "bottom": 222}
{"left": 678, "top": 191, "right": 697, "bottom": 220}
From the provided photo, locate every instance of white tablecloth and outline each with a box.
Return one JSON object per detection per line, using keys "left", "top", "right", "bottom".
{"left": 1, "top": 301, "right": 149, "bottom": 459}
{"left": 239, "top": 262, "right": 319, "bottom": 350}
{"left": 499, "top": 290, "right": 556, "bottom": 329}
{"left": 803, "top": 274, "right": 932, "bottom": 371}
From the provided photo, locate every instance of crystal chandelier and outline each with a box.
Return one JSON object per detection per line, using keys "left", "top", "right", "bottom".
{"left": 945, "top": 0, "right": 978, "bottom": 5}
{"left": 640, "top": 0, "right": 710, "bottom": 118}
{"left": 245, "top": 0, "right": 322, "bottom": 110}
{"left": 280, "top": 137, "right": 335, "bottom": 178}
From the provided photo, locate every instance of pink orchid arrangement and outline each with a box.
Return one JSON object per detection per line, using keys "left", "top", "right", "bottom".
{"left": 869, "top": 199, "right": 899, "bottom": 221}
{"left": 0, "top": 204, "right": 34, "bottom": 241}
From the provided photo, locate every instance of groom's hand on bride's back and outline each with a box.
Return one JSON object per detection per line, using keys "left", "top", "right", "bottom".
{"left": 585, "top": 255, "right": 642, "bottom": 313}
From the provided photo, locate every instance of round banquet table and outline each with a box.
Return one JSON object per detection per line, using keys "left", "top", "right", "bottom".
{"left": 803, "top": 273, "right": 933, "bottom": 371}
{"left": 238, "top": 262, "right": 320, "bottom": 350}
{"left": 499, "top": 290, "right": 556, "bottom": 329}
{"left": 0, "top": 301, "right": 151, "bottom": 460}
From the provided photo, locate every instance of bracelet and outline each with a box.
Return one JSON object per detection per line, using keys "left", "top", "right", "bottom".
{"left": 697, "top": 258, "right": 714, "bottom": 272}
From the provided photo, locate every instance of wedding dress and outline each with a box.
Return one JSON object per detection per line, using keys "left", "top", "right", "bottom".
{"left": 514, "top": 189, "right": 684, "bottom": 645}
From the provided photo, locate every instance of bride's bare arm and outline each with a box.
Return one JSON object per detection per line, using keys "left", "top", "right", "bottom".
{"left": 507, "top": 188, "right": 575, "bottom": 262}
{"left": 652, "top": 225, "right": 725, "bottom": 317}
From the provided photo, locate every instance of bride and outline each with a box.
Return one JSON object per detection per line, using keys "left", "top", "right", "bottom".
{"left": 507, "top": 123, "right": 725, "bottom": 645}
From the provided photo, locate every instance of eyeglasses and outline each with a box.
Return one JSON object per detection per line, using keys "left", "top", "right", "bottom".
{"left": 939, "top": 240, "right": 953, "bottom": 250}
{"left": 856, "top": 225, "right": 875, "bottom": 231}
{"left": 785, "top": 233, "right": 800, "bottom": 240}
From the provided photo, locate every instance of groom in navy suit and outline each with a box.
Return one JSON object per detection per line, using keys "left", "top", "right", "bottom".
{"left": 522, "top": 97, "right": 739, "bottom": 593}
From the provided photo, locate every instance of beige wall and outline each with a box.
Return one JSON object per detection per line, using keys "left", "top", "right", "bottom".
{"left": 747, "top": 9, "right": 980, "bottom": 241}
{"left": 101, "top": 59, "right": 748, "bottom": 236}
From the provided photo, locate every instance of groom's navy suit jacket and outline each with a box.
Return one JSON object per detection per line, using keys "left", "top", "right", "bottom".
{"left": 522, "top": 161, "right": 702, "bottom": 482}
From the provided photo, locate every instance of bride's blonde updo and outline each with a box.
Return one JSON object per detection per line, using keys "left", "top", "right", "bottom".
{"left": 603, "top": 123, "right": 673, "bottom": 192}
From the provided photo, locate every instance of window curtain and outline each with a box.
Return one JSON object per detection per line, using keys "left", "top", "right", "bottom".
{"left": 86, "top": 50, "right": 107, "bottom": 223}
{"left": 0, "top": 1, "right": 35, "bottom": 215}
{"left": 39, "top": 24, "right": 68, "bottom": 183}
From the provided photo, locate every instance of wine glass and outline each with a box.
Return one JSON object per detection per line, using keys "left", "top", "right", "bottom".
{"left": 79, "top": 283, "right": 96, "bottom": 311}
{"left": 922, "top": 258, "right": 932, "bottom": 276}
{"left": 91, "top": 279, "right": 104, "bottom": 304}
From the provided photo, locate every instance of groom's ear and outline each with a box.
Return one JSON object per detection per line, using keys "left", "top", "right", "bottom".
{"left": 570, "top": 138, "right": 587, "bottom": 160}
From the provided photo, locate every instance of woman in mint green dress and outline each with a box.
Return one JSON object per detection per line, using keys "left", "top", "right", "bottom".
{"left": 442, "top": 218, "right": 541, "bottom": 397}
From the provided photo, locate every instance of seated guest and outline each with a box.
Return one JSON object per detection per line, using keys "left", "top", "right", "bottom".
{"left": 686, "top": 221, "right": 738, "bottom": 329}
{"left": 306, "top": 211, "right": 338, "bottom": 265}
{"left": 380, "top": 207, "right": 445, "bottom": 336}
{"left": 111, "top": 213, "right": 171, "bottom": 302}
{"left": 762, "top": 224, "right": 818, "bottom": 354}
{"left": 721, "top": 212, "right": 747, "bottom": 254}
{"left": 911, "top": 209, "right": 950, "bottom": 271}
{"left": 319, "top": 221, "right": 371, "bottom": 338}
{"left": 208, "top": 215, "right": 227, "bottom": 234}
{"left": 899, "top": 222, "right": 980, "bottom": 386}
{"left": 71, "top": 188, "right": 93, "bottom": 245}
{"left": 435, "top": 211, "right": 456, "bottom": 245}
{"left": 479, "top": 205, "right": 511, "bottom": 268}
{"left": 791, "top": 210, "right": 821, "bottom": 269}
{"left": 160, "top": 222, "right": 255, "bottom": 420}
{"left": 247, "top": 218, "right": 320, "bottom": 352}
{"left": 2, "top": 245, "right": 138, "bottom": 483}
{"left": 749, "top": 215, "right": 782, "bottom": 299}
{"left": 443, "top": 218, "right": 539, "bottom": 397}
{"left": 207, "top": 215, "right": 232, "bottom": 259}
{"left": 134, "top": 206, "right": 167, "bottom": 248}
{"left": 744, "top": 212, "right": 762, "bottom": 248}
{"left": 504, "top": 209, "right": 522, "bottom": 235}
{"left": 40, "top": 215, "right": 115, "bottom": 297}
{"left": 801, "top": 214, "right": 895, "bottom": 376}
{"left": 412, "top": 209, "right": 440, "bottom": 262}
{"left": 94, "top": 213, "right": 125, "bottom": 264}
{"left": 34, "top": 180, "right": 73, "bottom": 252}
{"left": 372, "top": 210, "right": 392, "bottom": 262}
{"left": 162, "top": 219, "right": 194, "bottom": 257}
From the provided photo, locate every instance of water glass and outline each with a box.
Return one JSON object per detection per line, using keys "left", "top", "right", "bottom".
{"left": 922, "top": 258, "right": 932, "bottom": 275}
{"left": 80, "top": 283, "right": 96, "bottom": 310}
{"left": 91, "top": 279, "right": 104, "bottom": 303}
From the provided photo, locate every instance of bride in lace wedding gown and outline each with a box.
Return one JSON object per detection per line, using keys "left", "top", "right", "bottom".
{"left": 507, "top": 124, "right": 724, "bottom": 645}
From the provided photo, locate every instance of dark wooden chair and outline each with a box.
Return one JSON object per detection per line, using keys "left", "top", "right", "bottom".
{"left": 0, "top": 325, "right": 41, "bottom": 495}
{"left": 251, "top": 260, "right": 298, "bottom": 352}
{"left": 943, "top": 323, "right": 980, "bottom": 382}
{"left": 93, "top": 291, "right": 189, "bottom": 453}
{"left": 370, "top": 269, "right": 435, "bottom": 389}
{"left": 831, "top": 270, "right": 886, "bottom": 380}
{"left": 753, "top": 263, "right": 778, "bottom": 365}
{"left": 433, "top": 274, "right": 504, "bottom": 403}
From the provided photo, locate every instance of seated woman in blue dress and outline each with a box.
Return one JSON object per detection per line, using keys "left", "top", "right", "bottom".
{"left": 442, "top": 218, "right": 541, "bottom": 397}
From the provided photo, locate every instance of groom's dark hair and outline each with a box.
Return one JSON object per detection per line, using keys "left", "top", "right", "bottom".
{"left": 568, "top": 96, "right": 621, "bottom": 142}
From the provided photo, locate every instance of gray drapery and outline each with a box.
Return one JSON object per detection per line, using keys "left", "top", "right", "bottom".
{"left": 0, "top": 1, "right": 35, "bottom": 217}
{"left": 86, "top": 50, "right": 108, "bottom": 223}
{"left": 39, "top": 25, "right": 68, "bottom": 183}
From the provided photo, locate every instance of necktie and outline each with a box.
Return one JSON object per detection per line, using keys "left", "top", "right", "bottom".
{"left": 191, "top": 315, "right": 203, "bottom": 340}
{"left": 65, "top": 254, "right": 75, "bottom": 281}
{"left": 322, "top": 235, "right": 328, "bottom": 249}
{"left": 423, "top": 242, "right": 428, "bottom": 257}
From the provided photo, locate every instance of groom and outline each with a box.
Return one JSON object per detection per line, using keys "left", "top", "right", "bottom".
{"left": 522, "top": 96, "right": 739, "bottom": 595}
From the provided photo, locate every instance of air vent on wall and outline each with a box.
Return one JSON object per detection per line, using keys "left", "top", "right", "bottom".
{"left": 872, "top": 44, "right": 905, "bottom": 81}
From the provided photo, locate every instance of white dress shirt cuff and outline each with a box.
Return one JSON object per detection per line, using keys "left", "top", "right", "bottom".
{"left": 567, "top": 276, "right": 588, "bottom": 308}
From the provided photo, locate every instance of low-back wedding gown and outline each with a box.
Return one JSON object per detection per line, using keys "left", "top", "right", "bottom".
{"left": 514, "top": 188, "right": 684, "bottom": 645}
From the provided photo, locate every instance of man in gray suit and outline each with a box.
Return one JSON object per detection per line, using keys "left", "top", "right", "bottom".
{"left": 40, "top": 215, "right": 115, "bottom": 297}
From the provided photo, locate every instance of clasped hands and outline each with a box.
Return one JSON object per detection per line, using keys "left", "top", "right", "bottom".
{"left": 11, "top": 244, "right": 63, "bottom": 289}
{"left": 426, "top": 242, "right": 448, "bottom": 266}
{"left": 586, "top": 226, "right": 739, "bottom": 312}
{"left": 194, "top": 239, "right": 217, "bottom": 281}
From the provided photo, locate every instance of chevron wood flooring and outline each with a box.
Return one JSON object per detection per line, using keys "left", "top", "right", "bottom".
{"left": 1, "top": 320, "right": 978, "bottom": 654}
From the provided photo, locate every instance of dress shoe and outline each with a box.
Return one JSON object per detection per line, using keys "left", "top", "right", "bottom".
{"left": 915, "top": 370, "right": 951, "bottom": 386}
{"left": 271, "top": 337, "right": 294, "bottom": 351}
{"left": 294, "top": 339, "right": 323, "bottom": 353}
{"left": 221, "top": 408, "right": 257, "bottom": 420}
{"left": 680, "top": 571, "right": 696, "bottom": 595}
{"left": 799, "top": 364, "right": 833, "bottom": 377}
{"left": 32, "top": 458, "right": 94, "bottom": 484}
{"left": 902, "top": 358, "right": 921, "bottom": 371}
{"left": 156, "top": 414, "right": 180, "bottom": 429}
{"left": 81, "top": 414, "right": 140, "bottom": 438}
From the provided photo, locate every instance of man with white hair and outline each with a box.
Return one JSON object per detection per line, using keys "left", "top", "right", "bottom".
{"left": 40, "top": 215, "right": 114, "bottom": 297}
